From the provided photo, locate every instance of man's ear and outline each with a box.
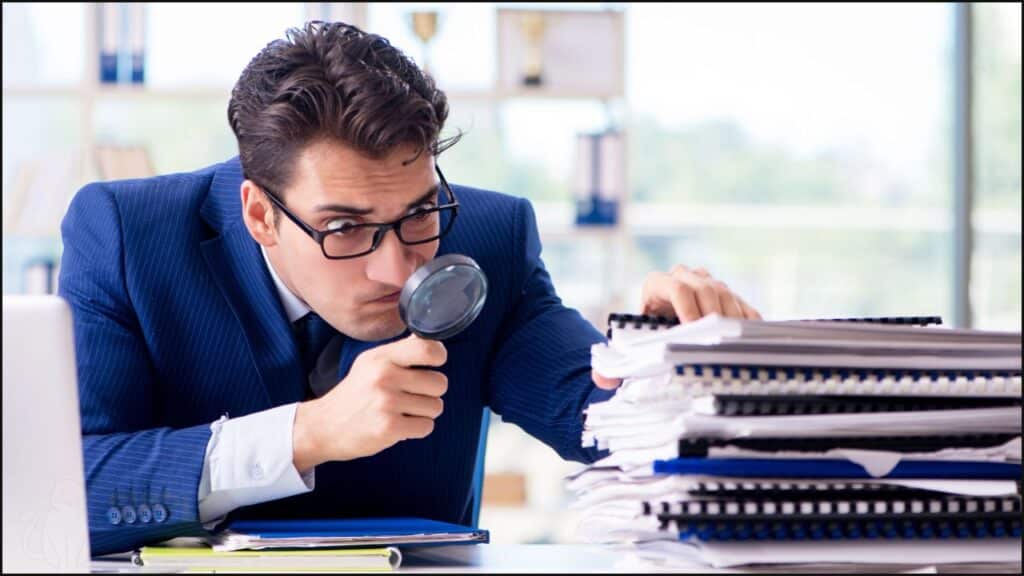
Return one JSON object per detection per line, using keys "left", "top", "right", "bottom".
{"left": 240, "top": 181, "right": 278, "bottom": 247}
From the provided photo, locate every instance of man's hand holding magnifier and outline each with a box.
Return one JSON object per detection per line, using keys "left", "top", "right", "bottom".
{"left": 293, "top": 255, "right": 488, "bottom": 474}
{"left": 292, "top": 334, "right": 448, "bottom": 473}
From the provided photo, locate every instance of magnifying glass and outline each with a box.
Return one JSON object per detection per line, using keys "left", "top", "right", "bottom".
{"left": 399, "top": 254, "right": 488, "bottom": 340}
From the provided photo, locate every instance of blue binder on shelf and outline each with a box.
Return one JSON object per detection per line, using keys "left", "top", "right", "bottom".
{"left": 208, "top": 517, "right": 489, "bottom": 552}
{"left": 652, "top": 457, "right": 1021, "bottom": 480}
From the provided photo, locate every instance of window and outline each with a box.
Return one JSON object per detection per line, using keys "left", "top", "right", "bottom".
{"left": 972, "top": 2, "right": 1022, "bottom": 330}
{"left": 625, "top": 3, "right": 956, "bottom": 322}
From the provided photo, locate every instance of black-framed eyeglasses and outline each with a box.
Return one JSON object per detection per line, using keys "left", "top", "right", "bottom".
{"left": 259, "top": 165, "right": 459, "bottom": 260}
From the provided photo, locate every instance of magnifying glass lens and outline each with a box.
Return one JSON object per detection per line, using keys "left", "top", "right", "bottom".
{"left": 400, "top": 254, "right": 488, "bottom": 340}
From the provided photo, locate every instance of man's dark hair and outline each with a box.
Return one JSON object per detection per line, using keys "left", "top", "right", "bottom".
{"left": 227, "top": 20, "right": 459, "bottom": 199}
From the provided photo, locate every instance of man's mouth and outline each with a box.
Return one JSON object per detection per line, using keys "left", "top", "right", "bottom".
{"left": 370, "top": 291, "right": 401, "bottom": 304}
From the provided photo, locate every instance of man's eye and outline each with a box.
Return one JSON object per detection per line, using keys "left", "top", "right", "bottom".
{"left": 325, "top": 219, "right": 358, "bottom": 233}
{"left": 409, "top": 203, "right": 437, "bottom": 218}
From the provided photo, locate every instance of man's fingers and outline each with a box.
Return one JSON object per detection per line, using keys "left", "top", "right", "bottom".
{"left": 396, "top": 391, "right": 444, "bottom": 419}
{"left": 708, "top": 280, "right": 744, "bottom": 319}
{"left": 737, "top": 296, "right": 763, "bottom": 320}
{"left": 720, "top": 289, "right": 744, "bottom": 318}
{"left": 696, "top": 282, "right": 723, "bottom": 317}
{"left": 670, "top": 267, "right": 721, "bottom": 317}
{"left": 643, "top": 270, "right": 708, "bottom": 322}
{"left": 640, "top": 271, "right": 679, "bottom": 317}
{"left": 646, "top": 266, "right": 760, "bottom": 323}
{"left": 383, "top": 334, "right": 447, "bottom": 368}
{"left": 397, "top": 415, "right": 435, "bottom": 440}
{"left": 592, "top": 370, "right": 623, "bottom": 390}
{"left": 397, "top": 369, "right": 448, "bottom": 397}
{"left": 667, "top": 281, "right": 702, "bottom": 322}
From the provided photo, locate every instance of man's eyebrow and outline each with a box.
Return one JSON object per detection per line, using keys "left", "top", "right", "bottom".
{"left": 311, "top": 184, "right": 440, "bottom": 216}
{"left": 311, "top": 202, "right": 373, "bottom": 215}
{"left": 406, "top": 184, "right": 440, "bottom": 209}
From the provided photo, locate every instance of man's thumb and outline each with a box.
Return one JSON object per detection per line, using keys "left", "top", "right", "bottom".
{"left": 591, "top": 370, "right": 623, "bottom": 390}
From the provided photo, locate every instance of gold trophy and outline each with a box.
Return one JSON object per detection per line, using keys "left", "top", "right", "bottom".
{"left": 409, "top": 10, "right": 439, "bottom": 76}
{"left": 519, "top": 11, "right": 546, "bottom": 86}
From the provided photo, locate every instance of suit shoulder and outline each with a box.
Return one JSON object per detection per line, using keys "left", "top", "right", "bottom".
{"left": 441, "top": 184, "right": 539, "bottom": 263}
{"left": 92, "top": 162, "right": 218, "bottom": 206}
{"left": 447, "top": 185, "right": 533, "bottom": 229}
{"left": 67, "top": 161, "right": 225, "bottom": 229}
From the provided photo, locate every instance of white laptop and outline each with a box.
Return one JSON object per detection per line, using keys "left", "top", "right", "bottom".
{"left": 3, "top": 295, "right": 90, "bottom": 572}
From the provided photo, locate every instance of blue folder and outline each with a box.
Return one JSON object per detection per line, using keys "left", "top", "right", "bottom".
{"left": 652, "top": 457, "right": 1021, "bottom": 479}
{"left": 211, "top": 517, "right": 489, "bottom": 551}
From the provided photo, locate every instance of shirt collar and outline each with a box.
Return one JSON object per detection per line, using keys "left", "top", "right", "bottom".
{"left": 260, "top": 246, "right": 311, "bottom": 324}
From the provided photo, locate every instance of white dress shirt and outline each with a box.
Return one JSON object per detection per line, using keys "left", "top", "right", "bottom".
{"left": 196, "top": 247, "right": 316, "bottom": 526}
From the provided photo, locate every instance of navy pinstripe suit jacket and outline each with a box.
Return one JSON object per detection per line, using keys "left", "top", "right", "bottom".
{"left": 58, "top": 157, "right": 613, "bottom": 556}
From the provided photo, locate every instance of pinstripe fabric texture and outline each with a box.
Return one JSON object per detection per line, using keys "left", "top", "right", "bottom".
{"left": 59, "top": 157, "right": 613, "bottom": 557}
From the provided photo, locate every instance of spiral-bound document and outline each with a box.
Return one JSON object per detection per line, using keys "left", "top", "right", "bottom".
{"left": 592, "top": 314, "right": 1022, "bottom": 379}
{"left": 664, "top": 365, "right": 1022, "bottom": 398}
{"left": 650, "top": 457, "right": 1021, "bottom": 480}
{"left": 653, "top": 494, "right": 1022, "bottom": 542}
{"left": 674, "top": 434, "right": 1022, "bottom": 456}
{"left": 700, "top": 394, "right": 1021, "bottom": 416}
{"left": 605, "top": 313, "right": 1018, "bottom": 345}
{"left": 608, "top": 313, "right": 945, "bottom": 332}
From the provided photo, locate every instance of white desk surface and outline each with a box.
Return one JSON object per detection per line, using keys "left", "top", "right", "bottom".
{"left": 90, "top": 544, "right": 1022, "bottom": 574}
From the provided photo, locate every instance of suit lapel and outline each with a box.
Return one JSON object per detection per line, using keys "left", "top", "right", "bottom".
{"left": 199, "top": 158, "right": 306, "bottom": 407}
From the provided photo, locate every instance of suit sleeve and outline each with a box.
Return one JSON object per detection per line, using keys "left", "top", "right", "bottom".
{"left": 59, "top": 183, "right": 213, "bottom": 556}
{"left": 486, "top": 198, "right": 614, "bottom": 464}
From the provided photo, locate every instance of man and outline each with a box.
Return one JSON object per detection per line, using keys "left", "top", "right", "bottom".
{"left": 60, "top": 21, "right": 760, "bottom": 556}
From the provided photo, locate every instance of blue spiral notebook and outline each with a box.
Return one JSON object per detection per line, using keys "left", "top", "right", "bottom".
{"left": 652, "top": 457, "right": 1021, "bottom": 479}
{"left": 208, "top": 517, "right": 489, "bottom": 552}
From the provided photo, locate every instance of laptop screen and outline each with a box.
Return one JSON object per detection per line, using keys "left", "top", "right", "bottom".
{"left": 3, "top": 295, "right": 90, "bottom": 572}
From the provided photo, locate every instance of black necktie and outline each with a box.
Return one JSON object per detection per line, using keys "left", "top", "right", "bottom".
{"left": 293, "top": 312, "right": 338, "bottom": 380}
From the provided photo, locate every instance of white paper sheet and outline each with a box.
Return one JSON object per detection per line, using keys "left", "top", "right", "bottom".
{"left": 694, "top": 539, "right": 1022, "bottom": 568}
{"left": 621, "top": 539, "right": 1022, "bottom": 570}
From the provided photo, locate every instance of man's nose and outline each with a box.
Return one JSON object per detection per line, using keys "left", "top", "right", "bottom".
{"left": 364, "top": 229, "right": 416, "bottom": 288}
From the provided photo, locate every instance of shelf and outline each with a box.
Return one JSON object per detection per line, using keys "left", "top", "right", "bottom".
{"left": 3, "top": 84, "right": 231, "bottom": 99}
{"left": 1, "top": 232, "right": 63, "bottom": 242}
{"left": 1, "top": 85, "right": 82, "bottom": 98}
{"left": 4, "top": 83, "right": 618, "bottom": 100}
{"left": 539, "top": 226, "right": 623, "bottom": 241}
{"left": 446, "top": 88, "right": 623, "bottom": 102}
{"left": 2, "top": 85, "right": 618, "bottom": 104}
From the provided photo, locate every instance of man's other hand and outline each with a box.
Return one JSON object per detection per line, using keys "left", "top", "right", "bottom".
{"left": 591, "top": 265, "right": 762, "bottom": 390}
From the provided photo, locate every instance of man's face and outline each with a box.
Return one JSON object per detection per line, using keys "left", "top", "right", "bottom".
{"left": 248, "top": 139, "right": 441, "bottom": 341}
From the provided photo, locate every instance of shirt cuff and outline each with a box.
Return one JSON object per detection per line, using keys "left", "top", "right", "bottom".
{"left": 198, "top": 402, "right": 315, "bottom": 527}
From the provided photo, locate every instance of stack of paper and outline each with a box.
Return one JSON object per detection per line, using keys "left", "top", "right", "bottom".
{"left": 571, "top": 314, "right": 1022, "bottom": 569}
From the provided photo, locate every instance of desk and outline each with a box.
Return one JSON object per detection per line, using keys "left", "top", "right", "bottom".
{"left": 90, "top": 544, "right": 1022, "bottom": 573}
